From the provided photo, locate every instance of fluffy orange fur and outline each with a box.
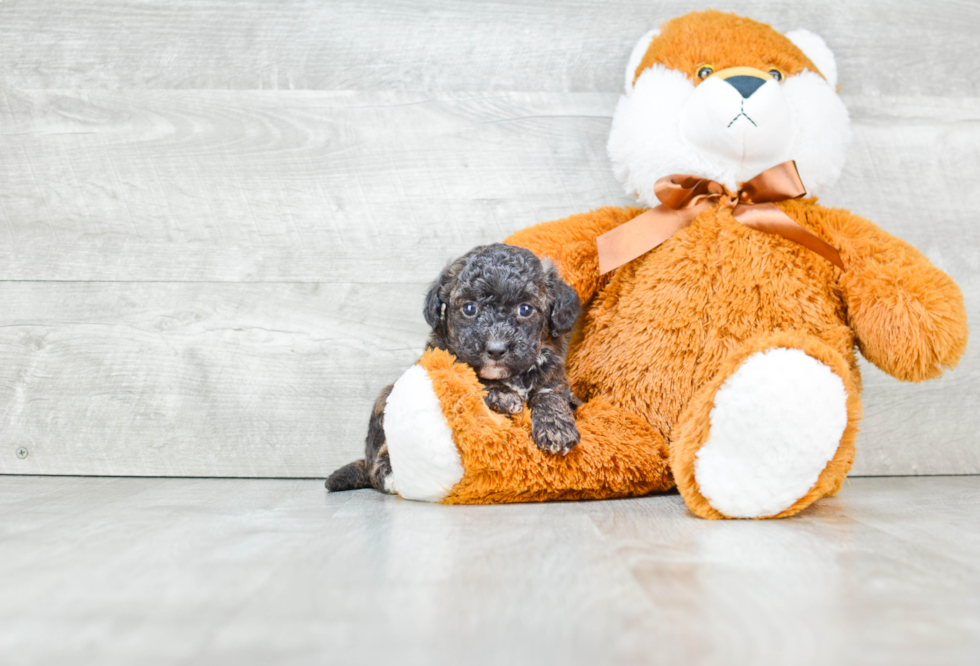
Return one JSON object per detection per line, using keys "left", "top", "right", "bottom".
{"left": 416, "top": 349, "right": 673, "bottom": 504}
{"left": 407, "top": 11, "right": 968, "bottom": 515}
{"left": 634, "top": 10, "right": 822, "bottom": 85}
{"left": 500, "top": 196, "right": 966, "bottom": 513}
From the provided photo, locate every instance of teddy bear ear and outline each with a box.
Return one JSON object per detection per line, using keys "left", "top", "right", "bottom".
{"left": 785, "top": 29, "right": 838, "bottom": 88}
{"left": 623, "top": 28, "right": 660, "bottom": 93}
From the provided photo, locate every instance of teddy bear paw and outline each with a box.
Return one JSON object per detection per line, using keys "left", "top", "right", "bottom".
{"left": 694, "top": 348, "right": 849, "bottom": 518}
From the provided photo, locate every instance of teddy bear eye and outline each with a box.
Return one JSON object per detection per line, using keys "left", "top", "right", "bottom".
{"left": 696, "top": 65, "right": 714, "bottom": 80}
{"left": 461, "top": 303, "right": 478, "bottom": 317}
{"left": 768, "top": 68, "right": 784, "bottom": 82}
{"left": 517, "top": 304, "right": 534, "bottom": 318}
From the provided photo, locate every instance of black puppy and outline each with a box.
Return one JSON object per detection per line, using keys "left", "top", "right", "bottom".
{"left": 327, "top": 243, "right": 582, "bottom": 494}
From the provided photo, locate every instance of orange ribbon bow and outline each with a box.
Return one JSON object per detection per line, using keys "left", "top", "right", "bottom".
{"left": 595, "top": 161, "right": 845, "bottom": 275}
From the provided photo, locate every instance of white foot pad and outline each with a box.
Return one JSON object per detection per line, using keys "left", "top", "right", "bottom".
{"left": 384, "top": 365, "right": 464, "bottom": 502}
{"left": 694, "top": 348, "right": 848, "bottom": 518}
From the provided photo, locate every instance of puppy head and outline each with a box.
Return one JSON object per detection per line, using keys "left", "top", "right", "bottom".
{"left": 424, "top": 244, "right": 580, "bottom": 380}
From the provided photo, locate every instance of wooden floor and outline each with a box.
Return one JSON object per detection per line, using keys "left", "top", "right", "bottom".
{"left": 2, "top": 476, "right": 978, "bottom": 665}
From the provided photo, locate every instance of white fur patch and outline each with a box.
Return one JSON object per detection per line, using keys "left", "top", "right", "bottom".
{"left": 504, "top": 380, "right": 531, "bottom": 401}
{"left": 781, "top": 72, "right": 851, "bottom": 198}
{"left": 383, "top": 365, "right": 464, "bottom": 502}
{"left": 608, "top": 63, "right": 850, "bottom": 205}
{"left": 694, "top": 348, "right": 848, "bottom": 518}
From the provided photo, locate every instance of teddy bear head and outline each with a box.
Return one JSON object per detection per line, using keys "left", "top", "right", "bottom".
{"left": 608, "top": 10, "right": 851, "bottom": 206}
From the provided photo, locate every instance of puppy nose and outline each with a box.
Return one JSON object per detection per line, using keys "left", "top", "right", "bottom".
{"left": 486, "top": 342, "right": 508, "bottom": 360}
{"left": 714, "top": 66, "right": 772, "bottom": 99}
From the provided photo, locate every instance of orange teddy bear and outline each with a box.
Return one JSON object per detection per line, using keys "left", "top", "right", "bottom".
{"left": 377, "top": 10, "right": 968, "bottom": 518}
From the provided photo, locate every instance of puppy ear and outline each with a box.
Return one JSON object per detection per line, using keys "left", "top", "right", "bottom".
{"left": 423, "top": 272, "right": 447, "bottom": 330}
{"left": 423, "top": 258, "right": 463, "bottom": 330}
{"left": 543, "top": 260, "right": 581, "bottom": 337}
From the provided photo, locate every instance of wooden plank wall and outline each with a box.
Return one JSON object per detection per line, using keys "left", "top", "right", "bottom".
{"left": 0, "top": 0, "right": 977, "bottom": 478}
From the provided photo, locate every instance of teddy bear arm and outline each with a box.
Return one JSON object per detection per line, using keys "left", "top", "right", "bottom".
{"left": 821, "top": 207, "right": 968, "bottom": 382}
{"left": 506, "top": 206, "right": 644, "bottom": 303}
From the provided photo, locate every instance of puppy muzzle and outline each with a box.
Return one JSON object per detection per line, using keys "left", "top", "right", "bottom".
{"left": 478, "top": 364, "right": 510, "bottom": 380}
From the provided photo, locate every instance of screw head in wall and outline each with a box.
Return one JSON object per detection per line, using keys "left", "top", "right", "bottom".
{"left": 15, "top": 447, "right": 28, "bottom": 459}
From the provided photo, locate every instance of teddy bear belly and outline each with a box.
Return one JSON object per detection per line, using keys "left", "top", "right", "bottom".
{"left": 567, "top": 226, "right": 854, "bottom": 442}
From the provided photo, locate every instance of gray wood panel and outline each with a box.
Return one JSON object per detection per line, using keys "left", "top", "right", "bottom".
{"left": 0, "top": 281, "right": 431, "bottom": 477}
{"left": 0, "top": 1, "right": 976, "bottom": 478}
{"left": 0, "top": 90, "right": 623, "bottom": 282}
{"left": 1, "top": 475, "right": 979, "bottom": 665}
{"left": 0, "top": 91, "right": 977, "bottom": 284}
{"left": 0, "top": 1, "right": 977, "bottom": 97}
{"left": 0, "top": 280, "right": 974, "bottom": 477}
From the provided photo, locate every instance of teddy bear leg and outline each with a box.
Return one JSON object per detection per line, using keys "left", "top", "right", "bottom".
{"left": 381, "top": 362, "right": 465, "bottom": 502}
{"left": 382, "top": 348, "right": 673, "bottom": 504}
{"left": 671, "top": 333, "right": 861, "bottom": 519}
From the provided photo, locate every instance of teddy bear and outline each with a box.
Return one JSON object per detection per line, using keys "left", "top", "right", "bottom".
{"left": 372, "top": 10, "right": 969, "bottom": 518}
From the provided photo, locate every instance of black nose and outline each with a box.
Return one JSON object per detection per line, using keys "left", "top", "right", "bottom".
{"left": 726, "top": 75, "right": 766, "bottom": 99}
{"left": 486, "top": 342, "right": 508, "bottom": 360}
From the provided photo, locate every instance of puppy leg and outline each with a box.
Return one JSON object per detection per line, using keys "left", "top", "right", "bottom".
{"left": 368, "top": 444, "right": 395, "bottom": 494}
{"left": 325, "top": 384, "right": 397, "bottom": 494}
{"left": 484, "top": 385, "right": 525, "bottom": 415}
{"left": 365, "top": 384, "right": 397, "bottom": 494}
{"left": 529, "top": 390, "right": 581, "bottom": 455}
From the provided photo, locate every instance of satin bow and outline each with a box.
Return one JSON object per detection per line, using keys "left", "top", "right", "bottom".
{"left": 596, "top": 161, "right": 845, "bottom": 275}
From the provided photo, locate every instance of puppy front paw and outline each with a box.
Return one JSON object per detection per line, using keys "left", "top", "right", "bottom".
{"left": 531, "top": 409, "right": 581, "bottom": 456}
{"left": 484, "top": 386, "right": 525, "bottom": 415}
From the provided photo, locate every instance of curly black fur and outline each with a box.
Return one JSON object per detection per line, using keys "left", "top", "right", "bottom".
{"left": 326, "top": 243, "right": 582, "bottom": 494}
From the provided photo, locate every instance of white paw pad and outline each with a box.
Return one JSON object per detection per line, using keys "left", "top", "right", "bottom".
{"left": 694, "top": 348, "right": 848, "bottom": 518}
{"left": 383, "top": 365, "right": 464, "bottom": 502}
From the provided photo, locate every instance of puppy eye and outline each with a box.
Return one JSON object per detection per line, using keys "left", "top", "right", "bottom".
{"left": 461, "top": 302, "right": 478, "bottom": 317}
{"left": 517, "top": 304, "right": 534, "bottom": 318}
{"left": 768, "top": 68, "right": 784, "bottom": 82}
{"left": 696, "top": 65, "right": 714, "bottom": 80}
